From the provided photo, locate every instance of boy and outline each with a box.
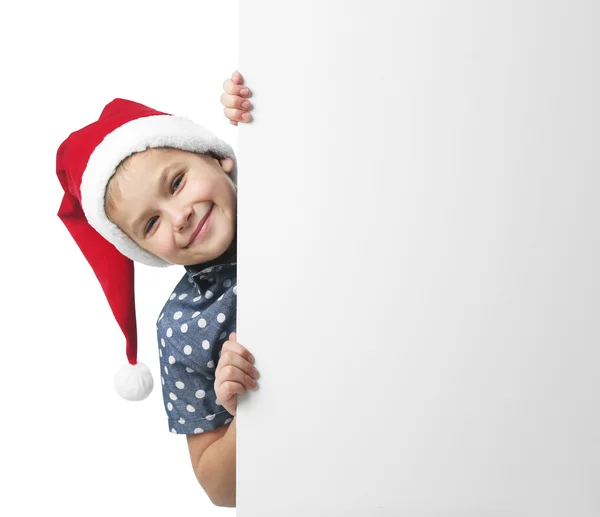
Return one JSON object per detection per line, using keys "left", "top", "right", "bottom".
{"left": 56, "top": 71, "right": 255, "bottom": 507}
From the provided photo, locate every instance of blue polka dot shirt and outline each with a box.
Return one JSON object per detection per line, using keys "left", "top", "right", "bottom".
{"left": 156, "top": 246, "right": 237, "bottom": 435}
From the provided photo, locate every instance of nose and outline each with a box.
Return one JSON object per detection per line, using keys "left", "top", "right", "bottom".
{"left": 165, "top": 201, "right": 193, "bottom": 232}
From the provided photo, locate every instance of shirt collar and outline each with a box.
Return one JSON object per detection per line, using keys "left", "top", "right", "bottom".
{"left": 184, "top": 237, "right": 237, "bottom": 278}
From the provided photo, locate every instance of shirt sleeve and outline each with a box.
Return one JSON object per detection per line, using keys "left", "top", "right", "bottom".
{"left": 156, "top": 274, "right": 235, "bottom": 435}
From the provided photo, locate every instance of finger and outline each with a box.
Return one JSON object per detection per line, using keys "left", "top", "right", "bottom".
{"left": 219, "top": 380, "right": 247, "bottom": 398}
{"left": 216, "top": 350, "right": 259, "bottom": 381}
{"left": 220, "top": 92, "right": 252, "bottom": 111}
{"left": 221, "top": 336, "right": 255, "bottom": 365}
{"left": 230, "top": 332, "right": 254, "bottom": 363}
{"left": 217, "top": 362, "right": 258, "bottom": 391}
{"left": 224, "top": 107, "right": 252, "bottom": 123}
{"left": 222, "top": 77, "right": 252, "bottom": 97}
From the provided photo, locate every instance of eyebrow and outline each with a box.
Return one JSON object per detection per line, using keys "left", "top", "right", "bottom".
{"left": 130, "top": 162, "right": 183, "bottom": 238}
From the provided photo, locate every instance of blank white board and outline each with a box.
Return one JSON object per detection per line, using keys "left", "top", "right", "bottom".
{"left": 237, "top": 1, "right": 600, "bottom": 515}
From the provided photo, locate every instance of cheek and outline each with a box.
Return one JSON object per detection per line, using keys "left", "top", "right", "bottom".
{"left": 188, "top": 182, "right": 212, "bottom": 202}
{"left": 151, "top": 230, "right": 178, "bottom": 257}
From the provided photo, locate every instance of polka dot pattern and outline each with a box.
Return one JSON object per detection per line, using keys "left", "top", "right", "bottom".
{"left": 156, "top": 261, "right": 238, "bottom": 435}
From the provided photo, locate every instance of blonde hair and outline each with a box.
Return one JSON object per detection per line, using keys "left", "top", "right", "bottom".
{"left": 104, "top": 154, "right": 133, "bottom": 223}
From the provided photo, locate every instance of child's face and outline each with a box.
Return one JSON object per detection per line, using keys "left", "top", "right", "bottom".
{"left": 105, "top": 147, "right": 237, "bottom": 266}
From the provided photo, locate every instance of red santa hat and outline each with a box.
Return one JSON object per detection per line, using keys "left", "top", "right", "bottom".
{"left": 56, "top": 98, "right": 238, "bottom": 401}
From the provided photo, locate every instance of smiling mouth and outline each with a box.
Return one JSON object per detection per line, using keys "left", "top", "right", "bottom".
{"left": 187, "top": 205, "right": 213, "bottom": 247}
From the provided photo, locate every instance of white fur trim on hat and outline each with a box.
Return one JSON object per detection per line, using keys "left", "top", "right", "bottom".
{"left": 80, "top": 114, "right": 238, "bottom": 267}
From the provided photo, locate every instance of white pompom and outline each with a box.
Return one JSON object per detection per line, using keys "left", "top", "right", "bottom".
{"left": 114, "top": 362, "right": 154, "bottom": 401}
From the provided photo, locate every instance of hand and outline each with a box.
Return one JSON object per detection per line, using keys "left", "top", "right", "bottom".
{"left": 221, "top": 70, "right": 253, "bottom": 126}
{"left": 214, "top": 332, "right": 259, "bottom": 416}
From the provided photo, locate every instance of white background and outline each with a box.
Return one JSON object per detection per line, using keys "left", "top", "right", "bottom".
{"left": 1, "top": 1, "right": 239, "bottom": 515}
{"left": 2, "top": 1, "right": 600, "bottom": 516}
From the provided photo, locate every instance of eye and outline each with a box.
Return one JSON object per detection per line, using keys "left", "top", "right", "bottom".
{"left": 144, "top": 216, "right": 158, "bottom": 235}
{"left": 172, "top": 173, "right": 185, "bottom": 192}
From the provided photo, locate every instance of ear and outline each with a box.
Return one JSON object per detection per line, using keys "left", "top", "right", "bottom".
{"left": 203, "top": 151, "right": 234, "bottom": 174}
{"left": 216, "top": 156, "right": 234, "bottom": 174}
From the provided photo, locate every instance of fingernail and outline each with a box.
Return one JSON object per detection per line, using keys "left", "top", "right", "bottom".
{"left": 240, "top": 88, "right": 249, "bottom": 96}
{"left": 249, "top": 354, "right": 255, "bottom": 363}
{"left": 241, "top": 101, "right": 251, "bottom": 109}
{"left": 242, "top": 112, "right": 251, "bottom": 120}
